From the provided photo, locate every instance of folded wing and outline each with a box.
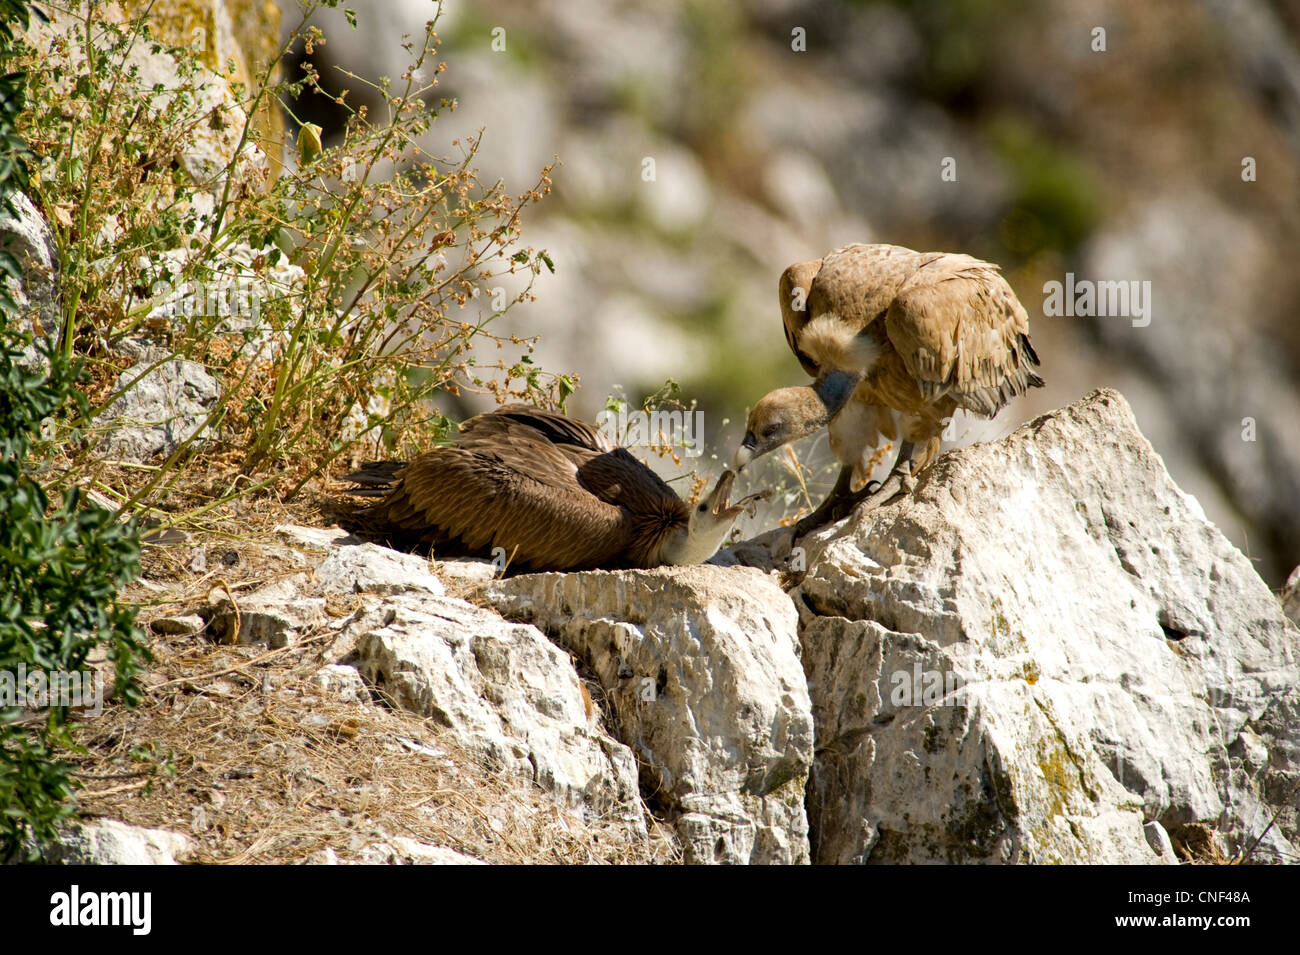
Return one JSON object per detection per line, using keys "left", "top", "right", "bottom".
{"left": 885, "top": 253, "right": 1044, "bottom": 416}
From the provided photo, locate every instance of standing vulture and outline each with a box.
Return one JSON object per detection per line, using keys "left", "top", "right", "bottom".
{"left": 334, "top": 405, "right": 763, "bottom": 573}
{"left": 733, "top": 243, "right": 1044, "bottom": 535}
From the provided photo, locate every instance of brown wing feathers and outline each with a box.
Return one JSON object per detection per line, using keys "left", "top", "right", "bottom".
{"left": 885, "top": 254, "right": 1043, "bottom": 416}
{"left": 335, "top": 407, "right": 685, "bottom": 572}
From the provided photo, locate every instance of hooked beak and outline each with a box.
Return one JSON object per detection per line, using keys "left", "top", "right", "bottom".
{"left": 733, "top": 433, "right": 758, "bottom": 472}
{"left": 705, "top": 469, "right": 738, "bottom": 518}
{"left": 705, "top": 468, "right": 770, "bottom": 521}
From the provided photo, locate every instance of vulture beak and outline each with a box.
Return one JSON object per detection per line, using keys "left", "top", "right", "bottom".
{"left": 671, "top": 469, "right": 773, "bottom": 565}
{"left": 703, "top": 468, "right": 770, "bottom": 521}
{"left": 733, "top": 432, "right": 758, "bottom": 472}
{"left": 705, "top": 469, "right": 740, "bottom": 519}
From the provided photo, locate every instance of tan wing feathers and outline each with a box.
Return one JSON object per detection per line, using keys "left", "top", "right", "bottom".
{"left": 808, "top": 244, "right": 928, "bottom": 332}
{"left": 883, "top": 253, "right": 1041, "bottom": 417}
{"left": 781, "top": 246, "right": 1040, "bottom": 417}
{"left": 782, "top": 244, "right": 934, "bottom": 376}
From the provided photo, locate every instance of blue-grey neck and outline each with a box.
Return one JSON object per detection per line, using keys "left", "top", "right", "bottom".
{"left": 813, "top": 369, "right": 860, "bottom": 417}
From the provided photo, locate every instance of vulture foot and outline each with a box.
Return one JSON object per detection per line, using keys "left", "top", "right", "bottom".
{"left": 846, "top": 467, "right": 912, "bottom": 513}
{"left": 794, "top": 478, "right": 882, "bottom": 537}
{"left": 794, "top": 442, "right": 916, "bottom": 539}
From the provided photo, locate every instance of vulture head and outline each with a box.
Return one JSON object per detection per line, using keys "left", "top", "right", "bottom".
{"left": 660, "top": 469, "right": 766, "bottom": 565}
{"left": 734, "top": 387, "right": 825, "bottom": 470}
{"left": 733, "top": 371, "right": 861, "bottom": 471}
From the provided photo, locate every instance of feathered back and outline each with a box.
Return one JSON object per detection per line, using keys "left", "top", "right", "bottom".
{"left": 332, "top": 405, "right": 690, "bottom": 572}
{"left": 781, "top": 243, "right": 1043, "bottom": 419}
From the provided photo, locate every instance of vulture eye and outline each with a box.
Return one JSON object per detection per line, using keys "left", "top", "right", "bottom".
{"left": 697, "top": 503, "right": 708, "bottom": 513}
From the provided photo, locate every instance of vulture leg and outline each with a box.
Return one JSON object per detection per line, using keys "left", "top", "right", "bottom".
{"left": 794, "top": 441, "right": 915, "bottom": 538}
{"left": 793, "top": 466, "right": 853, "bottom": 538}
{"left": 848, "top": 440, "right": 916, "bottom": 513}
{"left": 793, "top": 466, "right": 878, "bottom": 537}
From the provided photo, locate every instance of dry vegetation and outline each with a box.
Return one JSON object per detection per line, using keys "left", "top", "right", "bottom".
{"left": 1, "top": 1, "right": 689, "bottom": 863}
{"left": 71, "top": 511, "right": 676, "bottom": 865}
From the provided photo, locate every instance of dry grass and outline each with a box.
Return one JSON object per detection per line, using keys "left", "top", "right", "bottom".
{"left": 65, "top": 510, "right": 678, "bottom": 866}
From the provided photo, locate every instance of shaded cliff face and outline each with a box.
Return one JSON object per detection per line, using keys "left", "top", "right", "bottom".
{"left": 60, "top": 390, "right": 1300, "bottom": 865}
{"left": 283, "top": 0, "right": 1300, "bottom": 583}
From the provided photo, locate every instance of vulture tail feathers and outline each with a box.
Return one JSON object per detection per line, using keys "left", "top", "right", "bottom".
{"left": 341, "top": 460, "right": 407, "bottom": 489}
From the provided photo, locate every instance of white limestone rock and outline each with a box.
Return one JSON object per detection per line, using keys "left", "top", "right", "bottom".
{"left": 96, "top": 355, "right": 221, "bottom": 462}
{"left": 352, "top": 592, "right": 645, "bottom": 840}
{"left": 795, "top": 389, "right": 1300, "bottom": 864}
{"left": 43, "top": 819, "right": 192, "bottom": 865}
{"left": 0, "top": 191, "right": 60, "bottom": 370}
{"left": 486, "top": 565, "right": 814, "bottom": 865}
{"left": 312, "top": 543, "right": 444, "bottom": 597}
{"left": 208, "top": 574, "right": 326, "bottom": 647}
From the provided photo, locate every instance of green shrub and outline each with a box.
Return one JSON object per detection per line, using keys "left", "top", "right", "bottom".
{"left": 9, "top": 0, "right": 570, "bottom": 525}
{"left": 1, "top": 0, "right": 148, "bottom": 862}
{"left": 0, "top": 336, "right": 151, "bottom": 862}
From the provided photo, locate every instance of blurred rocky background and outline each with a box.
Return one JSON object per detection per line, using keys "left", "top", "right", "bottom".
{"left": 279, "top": 0, "right": 1300, "bottom": 586}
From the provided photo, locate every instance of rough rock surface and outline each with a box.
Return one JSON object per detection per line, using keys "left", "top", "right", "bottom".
{"left": 177, "top": 531, "right": 652, "bottom": 847}
{"left": 794, "top": 389, "right": 1300, "bottom": 863}
{"left": 207, "top": 573, "right": 326, "bottom": 648}
{"left": 43, "top": 819, "right": 192, "bottom": 865}
{"left": 0, "top": 191, "right": 60, "bottom": 369}
{"left": 1284, "top": 566, "right": 1300, "bottom": 628}
{"left": 312, "top": 542, "right": 444, "bottom": 596}
{"left": 486, "top": 566, "right": 814, "bottom": 865}
{"left": 96, "top": 355, "right": 221, "bottom": 462}
{"left": 353, "top": 590, "right": 645, "bottom": 835}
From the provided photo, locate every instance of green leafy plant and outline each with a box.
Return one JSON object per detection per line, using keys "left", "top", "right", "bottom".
{"left": 0, "top": 335, "right": 151, "bottom": 860}
{"left": 10, "top": 0, "right": 570, "bottom": 526}
{"left": 1, "top": 0, "right": 147, "bottom": 861}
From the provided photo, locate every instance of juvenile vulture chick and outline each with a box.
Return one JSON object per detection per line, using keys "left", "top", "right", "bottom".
{"left": 735, "top": 244, "right": 1043, "bottom": 535}
{"left": 334, "top": 405, "right": 765, "bottom": 573}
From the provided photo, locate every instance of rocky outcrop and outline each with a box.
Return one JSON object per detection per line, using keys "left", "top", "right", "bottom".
{"left": 42, "top": 819, "right": 192, "bottom": 865}
{"left": 71, "top": 389, "right": 1298, "bottom": 865}
{"left": 194, "top": 527, "right": 652, "bottom": 851}
{"left": 352, "top": 591, "right": 645, "bottom": 834}
{"left": 96, "top": 355, "right": 221, "bottom": 462}
{"left": 172, "top": 543, "right": 816, "bottom": 863}
{"left": 0, "top": 191, "right": 60, "bottom": 369}
{"left": 486, "top": 567, "right": 814, "bottom": 864}
{"left": 792, "top": 389, "right": 1300, "bottom": 863}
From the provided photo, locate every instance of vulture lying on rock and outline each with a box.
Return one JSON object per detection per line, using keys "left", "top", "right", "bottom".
{"left": 734, "top": 243, "right": 1044, "bottom": 536}
{"left": 334, "top": 405, "right": 764, "bottom": 573}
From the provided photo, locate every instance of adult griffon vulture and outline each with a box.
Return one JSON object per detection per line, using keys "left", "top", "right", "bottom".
{"left": 734, "top": 244, "right": 1044, "bottom": 535}
{"left": 334, "top": 405, "right": 765, "bottom": 573}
